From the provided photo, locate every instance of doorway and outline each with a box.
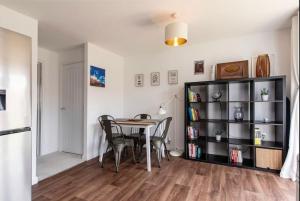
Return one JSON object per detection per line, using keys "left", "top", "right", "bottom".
{"left": 36, "top": 58, "right": 84, "bottom": 181}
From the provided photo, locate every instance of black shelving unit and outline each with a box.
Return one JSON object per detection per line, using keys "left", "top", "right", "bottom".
{"left": 184, "top": 76, "right": 286, "bottom": 172}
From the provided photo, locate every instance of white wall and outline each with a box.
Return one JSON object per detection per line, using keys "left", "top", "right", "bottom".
{"left": 123, "top": 30, "right": 291, "bottom": 151}
{"left": 0, "top": 5, "right": 38, "bottom": 184}
{"left": 38, "top": 47, "right": 60, "bottom": 155}
{"left": 84, "top": 42, "right": 124, "bottom": 160}
{"left": 59, "top": 45, "right": 84, "bottom": 65}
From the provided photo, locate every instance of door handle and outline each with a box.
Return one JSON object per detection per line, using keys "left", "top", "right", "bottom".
{"left": 60, "top": 107, "right": 66, "bottom": 110}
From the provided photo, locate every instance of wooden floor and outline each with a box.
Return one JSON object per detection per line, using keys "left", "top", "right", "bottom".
{"left": 33, "top": 154, "right": 296, "bottom": 201}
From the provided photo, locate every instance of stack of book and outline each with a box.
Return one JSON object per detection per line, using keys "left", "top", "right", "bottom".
{"left": 188, "top": 143, "right": 202, "bottom": 159}
{"left": 188, "top": 89, "right": 201, "bottom": 102}
{"left": 230, "top": 148, "right": 243, "bottom": 164}
{"left": 187, "top": 126, "right": 199, "bottom": 140}
{"left": 188, "top": 107, "right": 200, "bottom": 121}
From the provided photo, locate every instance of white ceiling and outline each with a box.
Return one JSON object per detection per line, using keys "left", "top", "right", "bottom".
{"left": 0, "top": 0, "right": 298, "bottom": 56}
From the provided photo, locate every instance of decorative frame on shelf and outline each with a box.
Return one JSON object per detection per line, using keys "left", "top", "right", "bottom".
{"left": 216, "top": 60, "right": 249, "bottom": 80}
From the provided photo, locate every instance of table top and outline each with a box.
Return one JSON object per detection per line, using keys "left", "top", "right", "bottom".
{"left": 114, "top": 118, "right": 160, "bottom": 126}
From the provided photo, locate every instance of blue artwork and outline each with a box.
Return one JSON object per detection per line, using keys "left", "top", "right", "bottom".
{"left": 90, "top": 66, "right": 105, "bottom": 87}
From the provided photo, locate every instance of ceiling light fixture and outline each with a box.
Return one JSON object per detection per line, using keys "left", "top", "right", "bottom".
{"left": 165, "top": 13, "right": 188, "bottom": 46}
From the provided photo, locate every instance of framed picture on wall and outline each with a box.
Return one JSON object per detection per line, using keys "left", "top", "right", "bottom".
{"left": 135, "top": 74, "right": 144, "bottom": 87}
{"left": 151, "top": 72, "right": 160, "bottom": 86}
{"left": 90, "top": 66, "right": 105, "bottom": 87}
{"left": 168, "top": 70, "right": 178, "bottom": 84}
{"left": 194, "top": 60, "right": 204, "bottom": 74}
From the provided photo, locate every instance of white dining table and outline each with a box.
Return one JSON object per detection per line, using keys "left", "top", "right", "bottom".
{"left": 98, "top": 119, "right": 160, "bottom": 172}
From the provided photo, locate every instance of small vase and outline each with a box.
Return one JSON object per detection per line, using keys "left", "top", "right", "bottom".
{"left": 261, "top": 95, "right": 269, "bottom": 101}
{"left": 256, "top": 54, "right": 270, "bottom": 77}
{"left": 216, "top": 134, "right": 222, "bottom": 142}
{"left": 234, "top": 107, "right": 244, "bottom": 121}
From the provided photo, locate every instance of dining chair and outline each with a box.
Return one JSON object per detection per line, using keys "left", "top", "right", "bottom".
{"left": 98, "top": 114, "right": 122, "bottom": 168}
{"left": 98, "top": 114, "right": 121, "bottom": 138}
{"left": 126, "top": 114, "right": 151, "bottom": 157}
{"left": 139, "top": 117, "right": 172, "bottom": 167}
{"left": 101, "top": 119, "right": 136, "bottom": 172}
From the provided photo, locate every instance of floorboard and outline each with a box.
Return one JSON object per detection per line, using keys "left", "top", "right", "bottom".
{"left": 32, "top": 154, "right": 296, "bottom": 201}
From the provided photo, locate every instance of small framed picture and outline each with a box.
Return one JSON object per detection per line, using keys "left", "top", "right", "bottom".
{"left": 194, "top": 60, "right": 204, "bottom": 74}
{"left": 168, "top": 70, "right": 178, "bottom": 84}
{"left": 135, "top": 74, "right": 144, "bottom": 87}
{"left": 151, "top": 72, "right": 160, "bottom": 86}
{"left": 90, "top": 66, "right": 105, "bottom": 87}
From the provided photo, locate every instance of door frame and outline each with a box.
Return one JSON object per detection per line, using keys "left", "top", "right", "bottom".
{"left": 58, "top": 61, "right": 85, "bottom": 158}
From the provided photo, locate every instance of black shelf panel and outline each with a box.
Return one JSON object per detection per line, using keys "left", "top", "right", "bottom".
{"left": 207, "top": 136, "right": 228, "bottom": 144}
{"left": 187, "top": 154, "right": 207, "bottom": 161}
{"left": 228, "top": 101, "right": 250, "bottom": 103}
{"left": 230, "top": 158, "right": 254, "bottom": 168}
{"left": 251, "top": 121, "right": 283, "bottom": 125}
{"left": 252, "top": 100, "right": 284, "bottom": 103}
{"left": 185, "top": 76, "right": 286, "bottom": 86}
{"left": 187, "top": 136, "right": 206, "bottom": 143}
{"left": 190, "top": 120, "right": 283, "bottom": 125}
{"left": 189, "top": 100, "right": 284, "bottom": 104}
{"left": 189, "top": 119, "right": 228, "bottom": 123}
{"left": 189, "top": 101, "right": 227, "bottom": 104}
{"left": 228, "top": 120, "right": 251, "bottom": 124}
{"left": 228, "top": 139, "right": 283, "bottom": 149}
{"left": 207, "top": 154, "right": 228, "bottom": 164}
{"left": 255, "top": 141, "right": 283, "bottom": 149}
{"left": 229, "top": 138, "right": 252, "bottom": 146}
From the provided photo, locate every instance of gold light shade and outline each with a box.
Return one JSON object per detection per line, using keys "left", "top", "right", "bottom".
{"left": 165, "top": 22, "right": 188, "bottom": 46}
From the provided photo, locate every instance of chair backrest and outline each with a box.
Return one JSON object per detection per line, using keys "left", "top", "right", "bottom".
{"left": 131, "top": 114, "right": 151, "bottom": 134}
{"left": 101, "top": 119, "right": 114, "bottom": 144}
{"left": 98, "top": 115, "right": 115, "bottom": 129}
{"left": 101, "top": 119, "right": 124, "bottom": 144}
{"left": 153, "top": 117, "right": 172, "bottom": 140}
{"left": 134, "top": 114, "right": 151, "bottom": 119}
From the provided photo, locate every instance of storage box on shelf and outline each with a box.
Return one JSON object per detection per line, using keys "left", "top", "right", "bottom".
{"left": 184, "top": 76, "right": 286, "bottom": 172}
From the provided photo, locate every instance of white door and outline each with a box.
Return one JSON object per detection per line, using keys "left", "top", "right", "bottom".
{"left": 60, "top": 62, "right": 83, "bottom": 155}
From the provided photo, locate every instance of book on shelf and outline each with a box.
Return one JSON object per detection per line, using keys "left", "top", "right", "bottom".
{"left": 187, "top": 126, "right": 200, "bottom": 140}
{"left": 188, "top": 107, "right": 200, "bottom": 121}
{"left": 230, "top": 148, "right": 243, "bottom": 164}
{"left": 188, "top": 89, "right": 201, "bottom": 102}
{"left": 188, "top": 143, "right": 202, "bottom": 159}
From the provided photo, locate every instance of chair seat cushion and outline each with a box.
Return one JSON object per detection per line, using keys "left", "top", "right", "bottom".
{"left": 140, "top": 135, "right": 163, "bottom": 143}
{"left": 126, "top": 133, "right": 143, "bottom": 138}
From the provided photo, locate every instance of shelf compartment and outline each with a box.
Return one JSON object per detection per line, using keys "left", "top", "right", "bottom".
{"left": 207, "top": 154, "right": 228, "bottom": 164}
{"left": 229, "top": 138, "right": 252, "bottom": 146}
{"left": 229, "top": 145, "right": 254, "bottom": 168}
{"left": 230, "top": 158, "right": 254, "bottom": 168}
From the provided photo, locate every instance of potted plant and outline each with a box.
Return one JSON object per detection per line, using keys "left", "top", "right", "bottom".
{"left": 215, "top": 130, "right": 223, "bottom": 142}
{"left": 261, "top": 88, "right": 269, "bottom": 101}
